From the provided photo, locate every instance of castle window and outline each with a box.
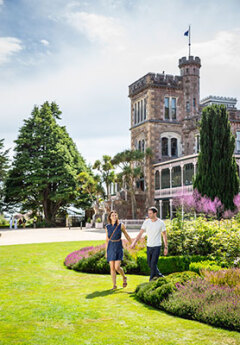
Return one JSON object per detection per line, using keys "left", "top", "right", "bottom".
{"left": 195, "top": 134, "right": 200, "bottom": 153}
{"left": 164, "top": 97, "right": 169, "bottom": 119}
{"left": 161, "top": 168, "right": 170, "bottom": 189}
{"left": 193, "top": 98, "right": 196, "bottom": 108}
{"left": 183, "top": 163, "right": 194, "bottom": 185}
{"left": 155, "top": 171, "right": 160, "bottom": 190}
{"left": 186, "top": 101, "right": 190, "bottom": 113}
{"left": 134, "top": 104, "right": 137, "bottom": 124}
{"left": 141, "top": 99, "right": 143, "bottom": 122}
{"left": 172, "top": 166, "right": 181, "bottom": 187}
{"left": 144, "top": 98, "right": 147, "bottom": 120}
{"left": 171, "top": 98, "right": 176, "bottom": 120}
{"left": 186, "top": 68, "right": 189, "bottom": 74}
{"left": 142, "top": 139, "right": 145, "bottom": 152}
{"left": 236, "top": 131, "right": 240, "bottom": 153}
{"left": 138, "top": 140, "right": 142, "bottom": 151}
{"left": 171, "top": 138, "right": 178, "bottom": 157}
{"left": 162, "top": 137, "right": 168, "bottom": 156}
{"left": 137, "top": 101, "right": 140, "bottom": 122}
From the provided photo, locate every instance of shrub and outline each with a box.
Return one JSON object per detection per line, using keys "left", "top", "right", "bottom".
{"left": 201, "top": 268, "right": 240, "bottom": 293}
{"left": 135, "top": 271, "right": 199, "bottom": 308}
{"left": 136, "top": 252, "right": 209, "bottom": 275}
{"left": 161, "top": 278, "right": 240, "bottom": 332}
{"left": 189, "top": 260, "right": 223, "bottom": 275}
{"left": 96, "top": 217, "right": 102, "bottom": 223}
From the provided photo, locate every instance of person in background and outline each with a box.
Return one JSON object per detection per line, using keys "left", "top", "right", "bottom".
{"left": 14, "top": 218, "right": 18, "bottom": 230}
{"left": 130, "top": 206, "right": 168, "bottom": 281}
{"left": 23, "top": 217, "right": 26, "bottom": 229}
{"left": 9, "top": 216, "right": 13, "bottom": 229}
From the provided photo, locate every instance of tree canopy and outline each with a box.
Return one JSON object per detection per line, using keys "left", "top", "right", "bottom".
{"left": 5, "top": 101, "right": 88, "bottom": 225}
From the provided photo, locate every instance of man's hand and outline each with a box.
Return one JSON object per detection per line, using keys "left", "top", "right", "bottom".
{"left": 164, "top": 247, "right": 168, "bottom": 256}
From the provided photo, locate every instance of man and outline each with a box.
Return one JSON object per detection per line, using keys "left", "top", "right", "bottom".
{"left": 130, "top": 206, "right": 168, "bottom": 281}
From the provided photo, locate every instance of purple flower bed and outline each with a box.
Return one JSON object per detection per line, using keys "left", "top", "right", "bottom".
{"left": 64, "top": 244, "right": 106, "bottom": 269}
{"left": 161, "top": 278, "right": 240, "bottom": 331}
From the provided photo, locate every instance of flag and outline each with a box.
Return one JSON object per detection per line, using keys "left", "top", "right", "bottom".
{"left": 184, "top": 30, "right": 189, "bottom": 36}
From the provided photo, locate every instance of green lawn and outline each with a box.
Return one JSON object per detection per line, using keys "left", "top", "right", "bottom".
{"left": 1, "top": 241, "right": 240, "bottom": 345}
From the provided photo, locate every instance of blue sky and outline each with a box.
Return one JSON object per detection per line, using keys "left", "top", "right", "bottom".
{"left": 0, "top": 0, "right": 240, "bottom": 164}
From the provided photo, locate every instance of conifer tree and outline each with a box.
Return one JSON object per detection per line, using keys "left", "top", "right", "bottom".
{"left": 193, "top": 104, "right": 239, "bottom": 211}
{"left": 5, "top": 102, "right": 88, "bottom": 225}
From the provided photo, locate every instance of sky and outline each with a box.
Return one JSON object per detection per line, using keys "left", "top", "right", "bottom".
{"left": 0, "top": 0, "right": 240, "bottom": 165}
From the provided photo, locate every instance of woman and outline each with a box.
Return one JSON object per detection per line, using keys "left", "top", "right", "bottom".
{"left": 105, "top": 210, "right": 132, "bottom": 290}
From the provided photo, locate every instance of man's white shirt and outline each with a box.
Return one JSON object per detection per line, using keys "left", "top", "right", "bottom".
{"left": 141, "top": 217, "right": 166, "bottom": 247}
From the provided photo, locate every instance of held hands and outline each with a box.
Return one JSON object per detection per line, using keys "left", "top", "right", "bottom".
{"left": 130, "top": 241, "right": 136, "bottom": 249}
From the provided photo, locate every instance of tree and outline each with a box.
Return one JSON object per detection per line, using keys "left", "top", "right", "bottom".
{"left": 5, "top": 102, "right": 88, "bottom": 225}
{"left": 112, "top": 148, "right": 152, "bottom": 219}
{"left": 193, "top": 104, "right": 239, "bottom": 212}
{"left": 77, "top": 171, "right": 105, "bottom": 214}
{"left": 93, "top": 155, "right": 115, "bottom": 200}
{"left": 0, "top": 139, "right": 9, "bottom": 212}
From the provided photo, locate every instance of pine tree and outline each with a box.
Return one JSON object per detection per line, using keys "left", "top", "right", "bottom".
{"left": 5, "top": 102, "right": 88, "bottom": 225}
{"left": 193, "top": 104, "right": 239, "bottom": 211}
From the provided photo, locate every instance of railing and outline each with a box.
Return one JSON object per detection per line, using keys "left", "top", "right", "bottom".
{"left": 155, "top": 185, "right": 193, "bottom": 198}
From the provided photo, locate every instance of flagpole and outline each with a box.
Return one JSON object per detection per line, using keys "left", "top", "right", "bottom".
{"left": 188, "top": 25, "right": 191, "bottom": 57}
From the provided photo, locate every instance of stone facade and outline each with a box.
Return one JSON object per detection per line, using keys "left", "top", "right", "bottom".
{"left": 128, "top": 55, "right": 240, "bottom": 218}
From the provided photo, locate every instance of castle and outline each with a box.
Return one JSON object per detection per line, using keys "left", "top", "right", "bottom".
{"left": 111, "top": 56, "right": 240, "bottom": 219}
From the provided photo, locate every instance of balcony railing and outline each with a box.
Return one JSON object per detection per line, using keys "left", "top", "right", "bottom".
{"left": 155, "top": 185, "right": 193, "bottom": 198}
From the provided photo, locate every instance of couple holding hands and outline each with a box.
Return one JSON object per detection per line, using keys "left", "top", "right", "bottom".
{"left": 105, "top": 206, "right": 168, "bottom": 290}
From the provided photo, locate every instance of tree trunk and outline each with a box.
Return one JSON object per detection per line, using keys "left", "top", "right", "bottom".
{"left": 130, "top": 188, "right": 137, "bottom": 219}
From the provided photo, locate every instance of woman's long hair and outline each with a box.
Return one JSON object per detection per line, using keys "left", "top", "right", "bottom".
{"left": 107, "top": 210, "right": 119, "bottom": 225}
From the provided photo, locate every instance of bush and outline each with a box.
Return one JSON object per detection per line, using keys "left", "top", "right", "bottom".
{"left": 96, "top": 217, "right": 102, "bottom": 223}
{"left": 136, "top": 252, "right": 209, "bottom": 275}
{"left": 135, "top": 271, "right": 199, "bottom": 308}
{"left": 161, "top": 278, "right": 240, "bottom": 332}
{"left": 201, "top": 268, "right": 240, "bottom": 293}
{"left": 165, "top": 217, "right": 240, "bottom": 266}
{"left": 189, "top": 260, "right": 223, "bottom": 275}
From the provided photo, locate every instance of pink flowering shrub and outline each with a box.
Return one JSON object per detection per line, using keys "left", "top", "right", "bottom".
{"left": 173, "top": 187, "right": 240, "bottom": 219}
{"left": 64, "top": 244, "right": 106, "bottom": 268}
{"left": 161, "top": 278, "right": 240, "bottom": 331}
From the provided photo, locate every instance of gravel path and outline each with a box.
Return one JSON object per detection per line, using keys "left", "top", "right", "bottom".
{"left": 0, "top": 227, "right": 140, "bottom": 246}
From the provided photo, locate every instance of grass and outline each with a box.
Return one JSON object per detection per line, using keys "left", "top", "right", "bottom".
{"left": 0, "top": 241, "right": 240, "bottom": 345}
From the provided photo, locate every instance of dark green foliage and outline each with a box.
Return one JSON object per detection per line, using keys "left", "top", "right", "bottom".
{"left": 135, "top": 271, "right": 199, "bottom": 308}
{"left": 136, "top": 252, "right": 209, "bottom": 275}
{"left": 72, "top": 249, "right": 138, "bottom": 274}
{"left": 193, "top": 104, "right": 239, "bottom": 211}
{"left": 4, "top": 102, "right": 88, "bottom": 225}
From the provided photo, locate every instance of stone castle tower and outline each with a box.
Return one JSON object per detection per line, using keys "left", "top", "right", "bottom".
{"left": 128, "top": 56, "right": 202, "bottom": 210}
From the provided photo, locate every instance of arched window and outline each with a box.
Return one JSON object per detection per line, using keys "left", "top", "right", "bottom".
{"left": 171, "top": 138, "right": 178, "bottom": 157}
{"left": 155, "top": 171, "right": 160, "bottom": 190}
{"left": 142, "top": 139, "right": 145, "bottom": 152}
{"left": 162, "top": 137, "right": 168, "bottom": 156}
{"left": 138, "top": 140, "right": 141, "bottom": 151}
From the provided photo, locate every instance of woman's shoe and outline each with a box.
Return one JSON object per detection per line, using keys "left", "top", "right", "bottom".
{"left": 111, "top": 285, "right": 117, "bottom": 290}
{"left": 123, "top": 276, "right": 127, "bottom": 288}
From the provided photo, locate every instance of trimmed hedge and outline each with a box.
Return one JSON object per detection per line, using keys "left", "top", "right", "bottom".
{"left": 136, "top": 252, "right": 211, "bottom": 275}
{"left": 189, "top": 260, "right": 223, "bottom": 274}
{"left": 135, "top": 271, "right": 199, "bottom": 307}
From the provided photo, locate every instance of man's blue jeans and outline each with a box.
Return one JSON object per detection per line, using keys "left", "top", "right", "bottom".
{"left": 147, "top": 245, "right": 163, "bottom": 281}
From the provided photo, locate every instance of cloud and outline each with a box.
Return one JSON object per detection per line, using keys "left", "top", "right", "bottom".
{"left": 40, "top": 39, "right": 49, "bottom": 46}
{"left": 0, "top": 37, "right": 22, "bottom": 64}
{"left": 0, "top": 0, "right": 3, "bottom": 5}
{"left": 65, "top": 11, "right": 126, "bottom": 51}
